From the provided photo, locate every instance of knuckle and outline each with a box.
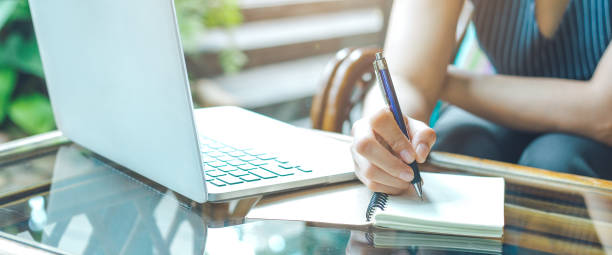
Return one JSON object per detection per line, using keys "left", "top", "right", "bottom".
{"left": 391, "top": 163, "right": 409, "bottom": 177}
{"left": 363, "top": 165, "right": 378, "bottom": 179}
{"left": 354, "top": 136, "right": 374, "bottom": 155}
{"left": 387, "top": 188, "right": 403, "bottom": 195}
{"left": 389, "top": 138, "right": 409, "bottom": 152}
{"left": 415, "top": 127, "right": 437, "bottom": 146}
{"left": 423, "top": 127, "right": 436, "bottom": 140}
{"left": 366, "top": 181, "right": 380, "bottom": 191}
{"left": 370, "top": 109, "right": 392, "bottom": 128}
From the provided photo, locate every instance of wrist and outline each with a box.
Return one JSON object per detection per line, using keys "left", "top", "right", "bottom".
{"left": 441, "top": 67, "right": 475, "bottom": 104}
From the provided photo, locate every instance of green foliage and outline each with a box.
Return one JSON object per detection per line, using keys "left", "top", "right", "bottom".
{"left": 220, "top": 48, "right": 247, "bottom": 74}
{"left": 175, "top": 0, "right": 208, "bottom": 52}
{"left": 0, "top": 68, "right": 16, "bottom": 124}
{"left": 8, "top": 93, "right": 54, "bottom": 135}
{"left": 203, "top": 0, "right": 243, "bottom": 28}
{"left": 0, "top": 33, "right": 44, "bottom": 77}
{"left": 0, "top": 1, "right": 18, "bottom": 29}
{"left": 175, "top": 0, "right": 247, "bottom": 74}
{"left": 0, "top": 0, "right": 53, "bottom": 137}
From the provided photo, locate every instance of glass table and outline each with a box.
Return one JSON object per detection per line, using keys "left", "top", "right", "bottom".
{"left": 0, "top": 131, "right": 610, "bottom": 254}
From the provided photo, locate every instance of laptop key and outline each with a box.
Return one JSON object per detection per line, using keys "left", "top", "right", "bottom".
{"left": 248, "top": 159, "right": 268, "bottom": 166}
{"left": 257, "top": 155, "right": 276, "bottom": 160}
{"left": 241, "top": 149, "right": 264, "bottom": 156}
{"left": 239, "top": 155, "right": 258, "bottom": 161}
{"left": 215, "top": 155, "right": 235, "bottom": 162}
{"left": 218, "top": 165, "right": 238, "bottom": 172}
{"left": 206, "top": 170, "right": 226, "bottom": 177}
{"left": 217, "top": 175, "right": 244, "bottom": 185}
{"left": 227, "top": 151, "right": 246, "bottom": 157}
{"left": 206, "top": 151, "right": 225, "bottom": 158}
{"left": 297, "top": 166, "right": 312, "bottom": 172}
{"left": 275, "top": 158, "right": 289, "bottom": 164}
{"left": 226, "top": 159, "right": 246, "bottom": 166}
{"left": 238, "top": 165, "right": 257, "bottom": 171}
{"left": 201, "top": 155, "right": 217, "bottom": 163}
{"left": 218, "top": 147, "right": 235, "bottom": 153}
{"left": 206, "top": 178, "right": 227, "bottom": 187}
{"left": 249, "top": 168, "right": 278, "bottom": 179}
{"left": 261, "top": 165, "right": 295, "bottom": 176}
{"left": 229, "top": 170, "right": 250, "bottom": 177}
{"left": 239, "top": 174, "right": 261, "bottom": 182}
{"left": 206, "top": 161, "right": 226, "bottom": 168}
{"left": 207, "top": 143, "right": 226, "bottom": 149}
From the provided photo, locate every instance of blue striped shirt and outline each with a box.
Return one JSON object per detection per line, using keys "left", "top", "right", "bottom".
{"left": 471, "top": 0, "right": 611, "bottom": 80}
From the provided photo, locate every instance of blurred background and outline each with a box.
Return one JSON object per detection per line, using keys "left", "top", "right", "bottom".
{"left": 0, "top": 0, "right": 491, "bottom": 143}
{"left": 0, "top": 1, "right": 499, "bottom": 253}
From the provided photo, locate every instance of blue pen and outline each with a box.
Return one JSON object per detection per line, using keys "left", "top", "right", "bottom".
{"left": 373, "top": 51, "right": 424, "bottom": 200}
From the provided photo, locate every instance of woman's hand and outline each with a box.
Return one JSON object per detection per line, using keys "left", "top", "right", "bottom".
{"left": 351, "top": 108, "right": 436, "bottom": 195}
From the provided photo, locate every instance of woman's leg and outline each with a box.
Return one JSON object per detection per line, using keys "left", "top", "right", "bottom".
{"left": 432, "top": 106, "right": 537, "bottom": 163}
{"left": 518, "top": 133, "right": 612, "bottom": 179}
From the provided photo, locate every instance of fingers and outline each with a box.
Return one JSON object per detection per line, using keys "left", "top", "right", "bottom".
{"left": 352, "top": 123, "right": 415, "bottom": 182}
{"left": 351, "top": 107, "right": 437, "bottom": 194}
{"left": 406, "top": 117, "right": 436, "bottom": 163}
{"left": 354, "top": 169, "right": 405, "bottom": 195}
{"left": 355, "top": 159, "right": 412, "bottom": 190}
{"left": 369, "top": 108, "right": 417, "bottom": 164}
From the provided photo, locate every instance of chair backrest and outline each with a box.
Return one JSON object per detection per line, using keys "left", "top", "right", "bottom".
{"left": 310, "top": 48, "right": 379, "bottom": 133}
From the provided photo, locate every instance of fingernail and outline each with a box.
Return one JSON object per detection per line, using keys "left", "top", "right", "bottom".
{"left": 400, "top": 150, "right": 415, "bottom": 163}
{"left": 399, "top": 171, "right": 413, "bottom": 182}
{"left": 416, "top": 143, "right": 429, "bottom": 161}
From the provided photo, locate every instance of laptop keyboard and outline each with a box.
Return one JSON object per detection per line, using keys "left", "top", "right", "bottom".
{"left": 199, "top": 136, "right": 312, "bottom": 187}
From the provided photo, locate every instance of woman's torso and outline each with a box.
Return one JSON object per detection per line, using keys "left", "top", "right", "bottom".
{"left": 471, "top": 0, "right": 612, "bottom": 80}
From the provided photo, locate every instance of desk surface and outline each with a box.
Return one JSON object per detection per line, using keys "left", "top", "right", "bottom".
{"left": 0, "top": 139, "right": 611, "bottom": 254}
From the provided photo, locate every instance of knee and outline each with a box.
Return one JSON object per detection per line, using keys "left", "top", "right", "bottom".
{"left": 518, "top": 133, "right": 596, "bottom": 177}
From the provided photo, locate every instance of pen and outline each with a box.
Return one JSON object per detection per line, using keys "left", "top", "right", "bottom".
{"left": 373, "top": 51, "right": 424, "bottom": 200}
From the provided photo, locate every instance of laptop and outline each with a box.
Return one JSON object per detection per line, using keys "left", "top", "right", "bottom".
{"left": 28, "top": 0, "right": 356, "bottom": 203}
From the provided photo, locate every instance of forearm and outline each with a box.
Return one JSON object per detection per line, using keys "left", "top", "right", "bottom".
{"left": 363, "top": 0, "right": 463, "bottom": 123}
{"left": 442, "top": 67, "right": 608, "bottom": 141}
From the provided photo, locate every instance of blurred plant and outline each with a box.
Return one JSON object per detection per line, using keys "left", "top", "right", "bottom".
{"left": 0, "top": 0, "right": 54, "bottom": 137}
{"left": 176, "top": 0, "right": 247, "bottom": 74}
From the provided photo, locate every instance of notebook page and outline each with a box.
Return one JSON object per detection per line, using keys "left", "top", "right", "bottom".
{"left": 248, "top": 182, "right": 371, "bottom": 227}
{"left": 375, "top": 172, "right": 504, "bottom": 236}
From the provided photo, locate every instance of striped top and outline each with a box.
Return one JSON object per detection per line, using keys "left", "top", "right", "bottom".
{"left": 471, "top": 0, "right": 612, "bottom": 80}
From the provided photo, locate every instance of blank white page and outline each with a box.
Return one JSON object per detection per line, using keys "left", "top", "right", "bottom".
{"left": 375, "top": 172, "right": 505, "bottom": 237}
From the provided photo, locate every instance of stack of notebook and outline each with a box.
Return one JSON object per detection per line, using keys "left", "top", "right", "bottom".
{"left": 248, "top": 172, "right": 505, "bottom": 253}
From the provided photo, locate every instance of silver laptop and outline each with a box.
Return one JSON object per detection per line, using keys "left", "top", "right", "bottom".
{"left": 29, "top": 0, "right": 355, "bottom": 203}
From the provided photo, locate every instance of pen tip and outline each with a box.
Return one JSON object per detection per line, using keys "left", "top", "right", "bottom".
{"left": 414, "top": 182, "right": 424, "bottom": 201}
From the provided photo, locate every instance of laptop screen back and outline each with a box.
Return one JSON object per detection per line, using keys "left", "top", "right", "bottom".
{"left": 29, "top": 0, "right": 207, "bottom": 202}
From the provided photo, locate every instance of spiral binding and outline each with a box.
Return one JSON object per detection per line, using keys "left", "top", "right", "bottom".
{"left": 365, "top": 192, "right": 389, "bottom": 221}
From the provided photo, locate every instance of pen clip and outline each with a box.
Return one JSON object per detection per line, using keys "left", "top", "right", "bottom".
{"left": 373, "top": 60, "right": 391, "bottom": 107}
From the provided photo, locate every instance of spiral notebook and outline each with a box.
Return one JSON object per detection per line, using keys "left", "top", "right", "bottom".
{"left": 248, "top": 172, "right": 505, "bottom": 239}
{"left": 365, "top": 173, "right": 504, "bottom": 238}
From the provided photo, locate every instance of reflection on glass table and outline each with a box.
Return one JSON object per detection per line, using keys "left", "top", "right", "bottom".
{"left": 1, "top": 143, "right": 612, "bottom": 254}
{"left": 0, "top": 145, "right": 353, "bottom": 254}
{"left": 27, "top": 146, "right": 206, "bottom": 254}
